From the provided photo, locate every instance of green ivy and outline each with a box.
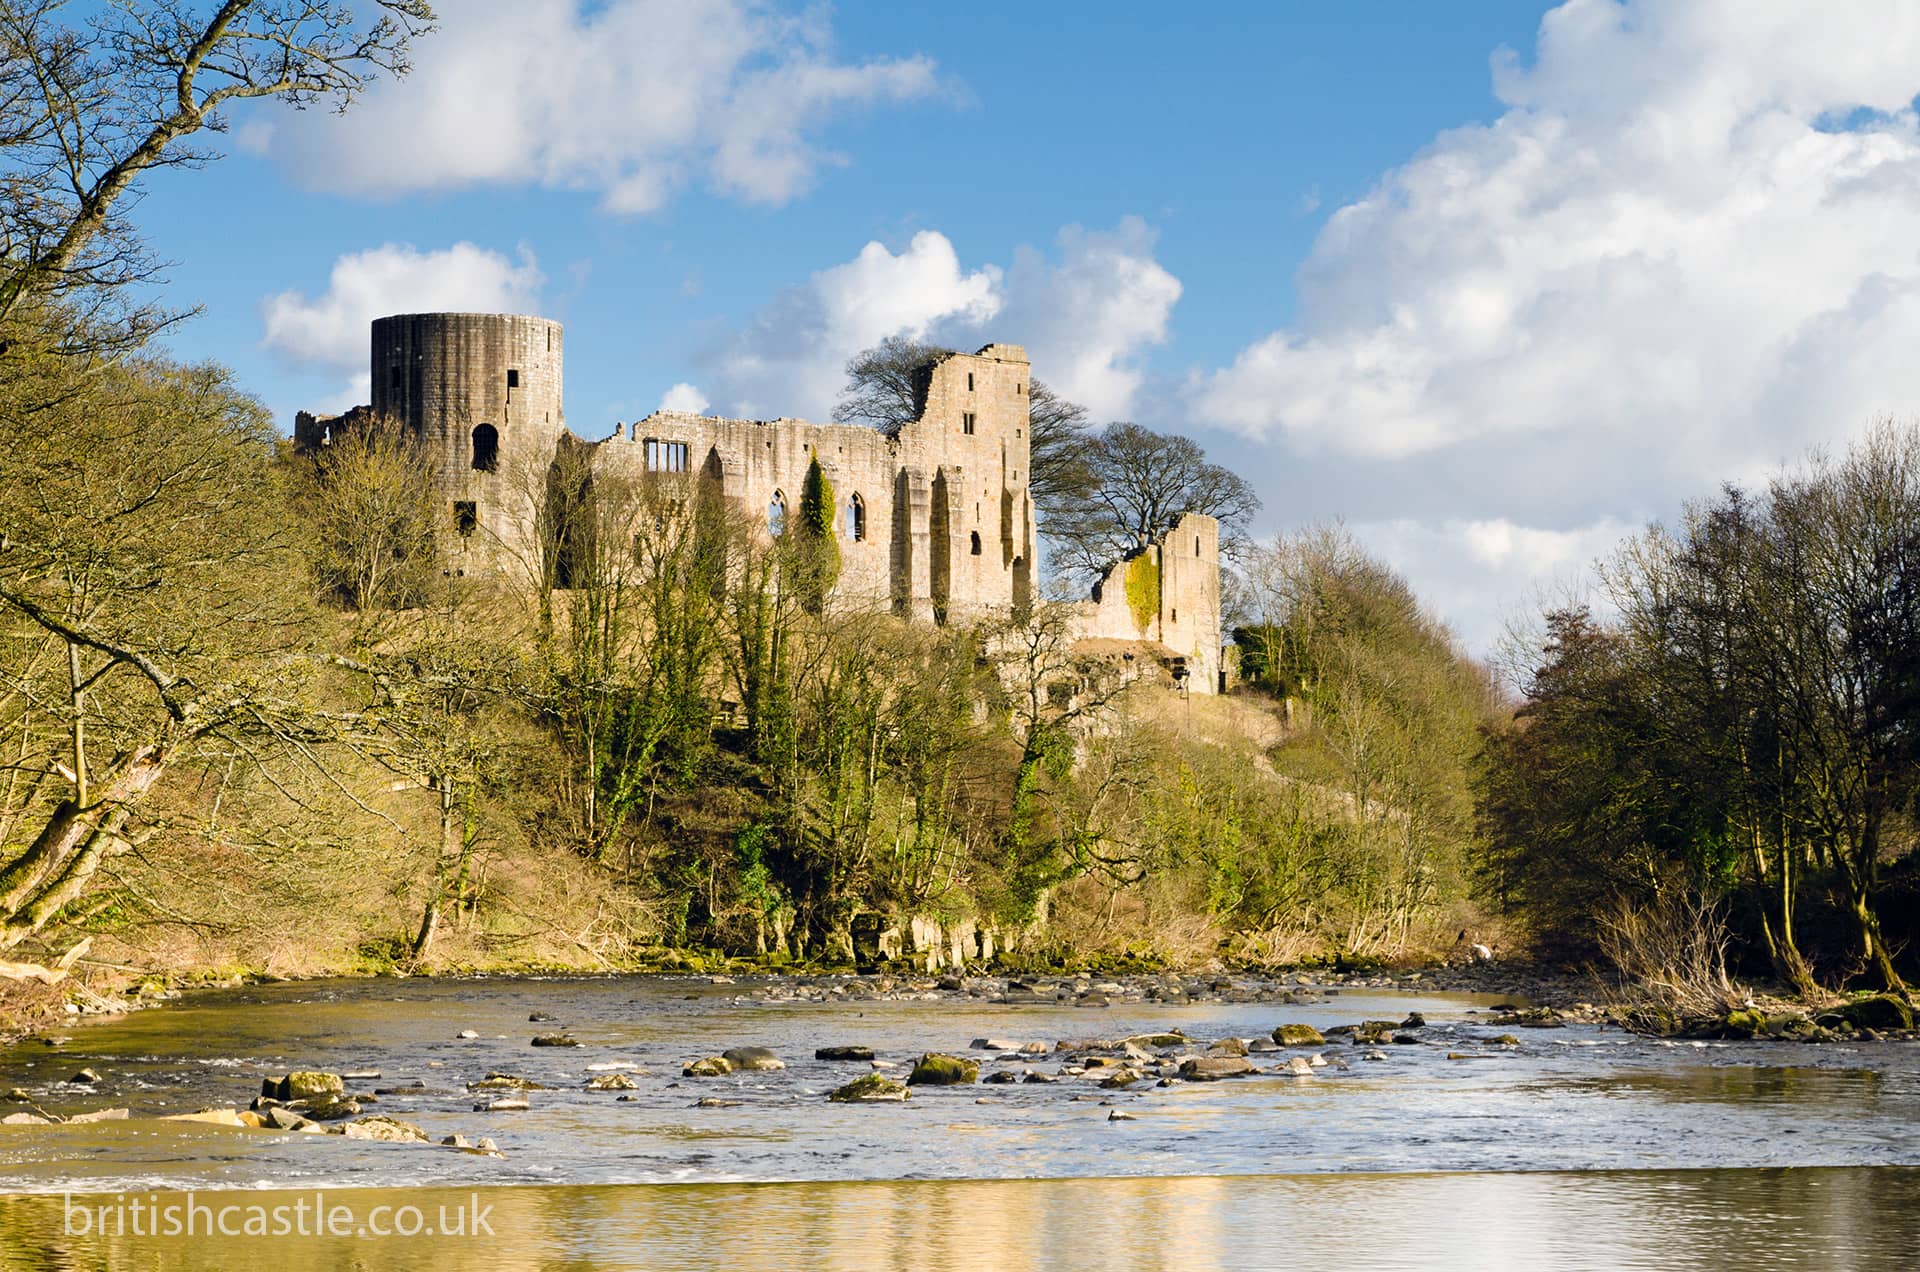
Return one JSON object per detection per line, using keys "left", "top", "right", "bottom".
{"left": 1125, "top": 552, "right": 1160, "bottom": 634}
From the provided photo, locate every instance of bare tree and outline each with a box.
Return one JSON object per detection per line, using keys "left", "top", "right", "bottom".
{"left": 0, "top": 353, "right": 313, "bottom": 951}
{"left": 832, "top": 335, "right": 934, "bottom": 436}
{"left": 1049, "top": 423, "right": 1261, "bottom": 582}
{"left": 297, "top": 416, "right": 438, "bottom": 643}
{"left": 832, "top": 335, "right": 1095, "bottom": 523}
{"left": 0, "top": 0, "right": 434, "bottom": 351}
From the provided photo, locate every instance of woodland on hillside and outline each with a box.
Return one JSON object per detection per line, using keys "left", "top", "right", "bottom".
{"left": 0, "top": 1, "right": 1912, "bottom": 1016}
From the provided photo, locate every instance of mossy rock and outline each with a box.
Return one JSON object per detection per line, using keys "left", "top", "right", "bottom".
{"left": 828, "top": 1074, "right": 910, "bottom": 1103}
{"left": 1272, "top": 1024, "right": 1325, "bottom": 1047}
{"left": 267, "top": 1071, "right": 344, "bottom": 1101}
{"left": 907, "top": 1053, "right": 980, "bottom": 1085}
{"left": 682, "top": 1057, "right": 734, "bottom": 1077}
{"left": 1838, "top": 994, "right": 1913, "bottom": 1032}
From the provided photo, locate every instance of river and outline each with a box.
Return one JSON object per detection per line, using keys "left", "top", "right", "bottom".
{"left": 1, "top": 973, "right": 1916, "bottom": 1267}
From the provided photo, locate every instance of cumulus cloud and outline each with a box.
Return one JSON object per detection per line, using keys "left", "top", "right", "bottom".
{"left": 262, "top": 242, "right": 545, "bottom": 371}
{"left": 1189, "top": 0, "right": 1920, "bottom": 650}
{"left": 701, "top": 221, "right": 1179, "bottom": 421}
{"left": 1196, "top": 0, "right": 1920, "bottom": 475}
{"left": 267, "top": 0, "right": 940, "bottom": 212}
{"left": 658, "top": 382, "right": 710, "bottom": 414}
{"left": 1350, "top": 516, "right": 1636, "bottom": 654}
{"left": 699, "top": 229, "right": 1001, "bottom": 419}
{"left": 992, "top": 219, "right": 1183, "bottom": 420}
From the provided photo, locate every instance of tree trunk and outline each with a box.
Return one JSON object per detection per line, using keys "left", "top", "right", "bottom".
{"left": 0, "top": 748, "right": 167, "bottom": 951}
{"left": 412, "top": 775, "right": 462, "bottom": 963}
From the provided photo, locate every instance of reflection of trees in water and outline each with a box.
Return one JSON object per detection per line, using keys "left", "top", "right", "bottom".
{"left": 1563, "top": 1065, "right": 1884, "bottom": 1107}
{"left": 3, "top": 1169, "right": 1919, "bottom": 1268}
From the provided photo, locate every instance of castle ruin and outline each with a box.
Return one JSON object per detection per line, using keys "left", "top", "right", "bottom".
{"left": 296, "top": 312, "right": 1223, "bottom": 691}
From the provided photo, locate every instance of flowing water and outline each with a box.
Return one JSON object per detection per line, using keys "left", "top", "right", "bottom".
{"left": 0, "top": 974, "right": 1916, "bottom": 1268}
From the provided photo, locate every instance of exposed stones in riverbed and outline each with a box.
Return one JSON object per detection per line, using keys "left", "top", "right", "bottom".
{"left": 8, "top": 966, "right": 1913, "bottom": 1171}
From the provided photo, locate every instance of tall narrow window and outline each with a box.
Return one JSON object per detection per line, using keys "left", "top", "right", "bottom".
{"left": 970, "top": 531, "right": 982, "bottom": 556}
{"left": 643, "top": 439, "right": 688, "bottom": 472}
{"left": 768, "top": 491, "right": 788, "bottom": 537}
{"left": 845, "top": 494, "right": 866, "bottom": 542}
{"left": 390, "top": 365, "right": 403, "bottom": 391}
{"left": 962, "top": 412, "right": 976, "bottom": 435}
{"left": 507, "top": 368, "right": 520, "bottom": 389}
{"left": 471, "top": 423, "right": 499, "bottom": 471}
{"left": 454, "top": 501, "right": 478, "bottom": 536}
{"left": 967, "top": 372, "right": 974, "bottom": 391}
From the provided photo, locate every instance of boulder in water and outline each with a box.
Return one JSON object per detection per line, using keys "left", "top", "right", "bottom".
{"left": 1177, "top": 1056, "right": 1254, "bottom": 1081}
{"left": 335, "top": 1115, "right": 430, "bottom": 1143}
{"left": 907, "top": 1053, "right": 979, "bottom": 1085}
{"left": 829, "top": 1074, "right": 910, "bottom": 1103}
{"left": 1272, "top": 1024, "right": 1325, "bottom": 1047}
{"left": 267, "top": 1071, "right": 344, "bottom": 1101}
{"left": 815, "top": 1045, "right": 875, "bottom": 1061}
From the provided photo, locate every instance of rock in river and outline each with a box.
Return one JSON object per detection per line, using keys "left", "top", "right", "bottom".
{"left": 334, "top": 1115, "right": 430, "bottom": 1144}
{"left": 829, "top": 1074, "right": 910, "bottom": 1103}
{"left": 815, "top": 1045, "right": 875, "bottom": 1062}
{"left": 907, "top": 1053, "right": 980, "bottom": 1085}
{"left": 722, "top": 1047, "right": 784, "bottom": 1071}
{"left": 531, "top": 1034, "right": 581, "bottom": 1048}
{"left": 682, "top": 1057, "right": 733, "bottom": 1077}
{"left": 1272, "top": 1024, "right": 1325, "bottom": 1048}
{"left": 265, "top": 1071, "right": 344, "bottom": 1101}
{"left": 1178, "top": 1056, "right": 1255, "bottom": 1081}
{"left": 467, "top": 1073, "right": 551, "bottom": 1092}
{"left": 585, "top": 1072, "right": 639, "bottom": 1091}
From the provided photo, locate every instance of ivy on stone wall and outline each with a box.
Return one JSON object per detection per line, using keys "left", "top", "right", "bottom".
{"left": 798, "top": 456, "right": 841, "bottom": 609}
{"left": 1125, "top": 552, "right": 1159, "bottom": 635}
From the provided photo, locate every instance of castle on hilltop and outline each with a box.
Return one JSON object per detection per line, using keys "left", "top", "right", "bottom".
{"left": 295, "top": 312, "right": 1223, "bottom": 691}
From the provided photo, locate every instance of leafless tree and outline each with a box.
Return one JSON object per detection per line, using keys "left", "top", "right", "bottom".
{"left": 0, "top": 0, "right": 434, "bottom": 353}
{"left": 1048, "top": 422, "right": 1261, "bottom": 583}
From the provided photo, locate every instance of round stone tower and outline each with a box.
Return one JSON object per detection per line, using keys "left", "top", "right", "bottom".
{"left": 370, "top": 312, "right": 565, "bottom": 560}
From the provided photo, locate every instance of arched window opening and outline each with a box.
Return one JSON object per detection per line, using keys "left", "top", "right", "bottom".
{"left": 845, "top": 494, "right": 865, "bottom": 542}
{"left": 970, "top": 531, "right": 982, "bottom": 556}
{"left": 471, "top": 423, "right": 499, "bottom": 472}
{"left": 768, "top": 491, "right": 788, "bottom": 537}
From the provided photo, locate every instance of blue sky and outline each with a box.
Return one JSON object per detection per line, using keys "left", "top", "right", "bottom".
{"left": 131, "top": 1, "right": 1920, "bottom": 650}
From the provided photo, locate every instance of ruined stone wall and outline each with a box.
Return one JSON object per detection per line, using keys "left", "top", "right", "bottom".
{"left": 588, "top": 344, "right": 1035, "bottom": 621}
{"left": 1078, "top": 512, "right": 1223, "bottom": 693}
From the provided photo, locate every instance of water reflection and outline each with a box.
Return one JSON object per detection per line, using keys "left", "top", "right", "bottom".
{"left": 1, "top": 1168, "right": 1915, "bottom": 1271}
{"left": 1555, "top": 1066, "right": 1885, "bottom": 1106}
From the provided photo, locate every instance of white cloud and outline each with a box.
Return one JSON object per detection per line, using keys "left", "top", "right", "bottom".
{"left": 262, "top": 242, "right": 545, "bottom": 371}
{"left": 701, "top": 229, "right": 1001, "bottom": 419}
{"left": 1187, "top": 0, "right": 1920, "bottom": 652}
{"left": 658, "top": 382, "right": 710, "bottom": 414}
{"left": 1195, "top": 0, "right": 1920, "bottom": 476}
{"left": 701, "top": 221, "right": 1179, "bottom": 421}
{"left": 1352, "top": 516, "right": 1634, "bottom": 654}
{"left": 266, "top": 0, "right": 940, "bottom": 212}
{"left": 993, "top": 218, "right": 1183, "bottom": 420}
